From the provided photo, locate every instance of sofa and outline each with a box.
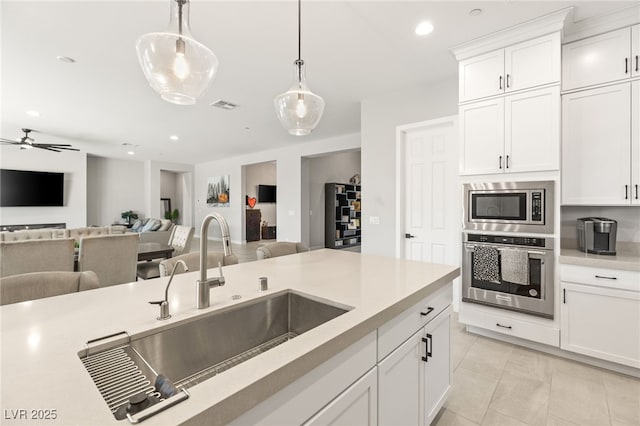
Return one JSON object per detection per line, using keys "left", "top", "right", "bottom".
{"left": 256, "top": 242, "right": 310, "bottom": 260}
{"left": 130, "top": 218, "right": 174, "bottom": 245}
{"left": 0, "top": 226, "right": 126, "bottom": 243}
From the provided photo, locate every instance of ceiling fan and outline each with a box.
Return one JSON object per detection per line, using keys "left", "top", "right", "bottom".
{"left": 0, "top": 128, "right": 79, "bottom": 152}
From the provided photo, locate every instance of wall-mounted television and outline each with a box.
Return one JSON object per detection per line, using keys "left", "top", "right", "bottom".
{"left": 257, "top": 184, "right": 276, "bottom": 203}
{"left": 0, "top": 169, "right": 64, "bottom": 207}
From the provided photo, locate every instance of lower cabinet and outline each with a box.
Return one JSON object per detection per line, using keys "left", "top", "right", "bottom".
{"left": 378, "top": 306, "right": 452, "bottom": 426}
{"left": 560, "top": 265, "right": 640, "bottom": 368}
{"left": 303, "top": 368, "right": 377, "bottom": 426}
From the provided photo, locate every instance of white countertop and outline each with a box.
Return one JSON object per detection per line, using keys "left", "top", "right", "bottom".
{"left": 560, "top": 248, "right": 640, "bottom": 272}
{"left": 0, "top": 249, "right": 458, "bottom": 425}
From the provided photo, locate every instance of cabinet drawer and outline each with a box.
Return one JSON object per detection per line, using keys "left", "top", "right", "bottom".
{"left": 377, "top": 285, "right": 452, "bottom": 361}
{"left": 460, "top": 303, "right": 559, "bottom": 347}
{"left": 560, "top": 264, "right": 640, "bottom": 292}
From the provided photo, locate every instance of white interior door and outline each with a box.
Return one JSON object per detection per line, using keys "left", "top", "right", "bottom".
{"left": 400, "top": 117, "right": 460, "bottom": 308}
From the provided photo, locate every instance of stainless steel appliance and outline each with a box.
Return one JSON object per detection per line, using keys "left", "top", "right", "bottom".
{"left": 463, "top": 181, "right": 554, "bottom": 234}
{"left": 577, "top": 217, "right": 618, "bottom": 255}
{"left": 462, "top": 233, "right": 554, "bottom": 318}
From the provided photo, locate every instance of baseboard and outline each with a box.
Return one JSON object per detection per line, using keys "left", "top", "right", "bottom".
{"left": 467, "top": 325, "right": 640, "bottom": 378}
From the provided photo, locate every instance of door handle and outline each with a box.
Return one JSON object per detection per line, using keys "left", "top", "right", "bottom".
{"left": 496, "top": 323, "right": 512, "bottom": 330}
{"left": 420, "top": 306, "right": 435, "bottom": 317}
{"left": 636, "top": 55, "right": 639, "bottom": 72}
{"left": 499, "top": 155, "right": 503, "bottom": 169}
{"left": 595, "top": 275, "right": 617, "bottom": 280}
{"left": 563, "top": 288, "right": 566, "bottom": 304}
{"left": 426, "top": 333, "right": 433, "bottom": 358}
{"left": 499, "top": 75, "right": 503, "bottom": 90}
{"left": 506, "top": 155, "right": 510, "bottom": 169}
{"left": 635, "top": 184, "right": 639, "bottom": 200}
{"left": 625, "top": 58, "right": 629, "bottom": 74}
{"left": 405, "top": 233, "right": 416, "bottom": 239}
{"left": 421, "top": 337, "right": 429, "bottom": 362}
{"left": 506, "top": 74, "right": 510, "bottom": 88}
{"left": 625, "top": 185, "right": 629, "bottom": 200}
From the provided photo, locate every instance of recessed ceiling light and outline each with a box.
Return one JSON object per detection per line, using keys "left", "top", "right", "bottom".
{"left": 127, "top": 151, "right": 135, "bottom": 156}
{"left": 169, "top": 135, "right": 179, "bottom": 141}
{"left": 26, "top": 110, "right": 40, "bottom": 117}
{"left": 415, "top": 21, "right": 434, "bottom": 36}
{"left": 56, "top": 55, "right": 76, "bottom": 63}
{"left": 469, "top": 8, "right": 482, "bottom": 17}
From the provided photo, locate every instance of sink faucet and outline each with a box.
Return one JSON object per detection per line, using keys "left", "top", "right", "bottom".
{"left": 197, "top": 212, "right": 233, "bottom": 309}
{"left": 149, "top": 259, "right": 188, "bottom": 320}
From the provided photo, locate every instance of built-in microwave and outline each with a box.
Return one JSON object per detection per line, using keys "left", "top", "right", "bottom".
{"left": 463, "top": 181, "right": 554, "bottom": 234}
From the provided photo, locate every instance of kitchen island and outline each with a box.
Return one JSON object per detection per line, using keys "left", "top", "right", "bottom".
{"left": 0, "top": 249, "right": 458, "bottom": 425}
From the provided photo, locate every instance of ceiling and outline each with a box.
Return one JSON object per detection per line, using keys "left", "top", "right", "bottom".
{"left": 1, "top": 1, "right": 636, "bottom": 165}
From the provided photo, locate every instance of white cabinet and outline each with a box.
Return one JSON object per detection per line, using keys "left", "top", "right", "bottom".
{"left": 460, "top": 86, "right": 560, "bottom": 175}
{"left": 562, "top": 82, "right": 637, "bottom": 205}
{"left": 563, "top": 25, "right": 640, "bottom": 91}
{"left": 303, "top": 368, "right": 377, "bottom": 426}
{"left": 560, "top": 265, "right": 640, "bottom": 368}
{"left": 378, "top": 329, "right": 422, "bottom": 426}
{"left": 633, "top": 80, "right": 640, "bottom": 204}
{"left": 378, "top": 306, "right": 452, "bottom": 426}
{"left": 459, "top": 32, "right": 560, "bottom": 103}
{"left": 423, "top": 307, "right": 451, "bottom": 425}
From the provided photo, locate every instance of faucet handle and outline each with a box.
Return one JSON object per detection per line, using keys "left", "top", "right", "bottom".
{"left": 149, "top": 300, "right": 171, "bottom": 320}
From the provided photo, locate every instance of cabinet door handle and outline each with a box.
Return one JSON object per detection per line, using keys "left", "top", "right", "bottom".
{"left": 420, "top": 306, "right": 434, "bottom": 317}
{"left": 426, "top": 333, "right": 433, "bottom": 358}
{"left": 635, "top": 184, "right": 639, "bottom": 200}
{"left": 636, "top": 55, "right": 639, "bottom": 72}
{"left": 506, "top": 155, "right": 510, "bottom": 169}
{"left": 563, "top": 288, "right": 566, "bottom": 304}
{"left": 625, "top": 185, "right": 629, "bottom": 200}
{"left": 405, "top": 233, "right": 416, "bottom": 239}
{"left": 506, "top": 74, "right": 510, "bottom": 88}
{"left": 499, "top": 75, "right": 503, "bottom": 90}
{"left": 625, "top": 58, "right": 629, "bottom": 74}
{"left": 595, "top": 275, "right": 617, "bottom": 280}
{"left": 496, "top": 323, "right": 512, "bottom": 330}
{"left": 499, "top": 155, "right": 503, "bottom": 169}
{"left": 421, "top": 337, "right": 429, "bottom": 362}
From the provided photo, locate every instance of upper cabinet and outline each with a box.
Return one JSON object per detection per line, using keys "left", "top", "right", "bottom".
{"left": 459, "top": 32, "right": 560, "bottom": 103}
{"left": 460, "top": 86, "right": 560, "bottom": 175}
{"left": 563, "top": 25, "right": 640, "bottom": 91}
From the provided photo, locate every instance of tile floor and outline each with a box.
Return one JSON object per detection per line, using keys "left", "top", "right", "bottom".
{"left": 434, "top": 313, "right": 640, "bottom": 426}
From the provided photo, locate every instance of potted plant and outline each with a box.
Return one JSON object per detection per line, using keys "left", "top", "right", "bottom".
{"left": 121, "top": 210, "right": 138, "bottom": 225}
{"left": 164, "top": 208, "right": 180, "bottom": 223}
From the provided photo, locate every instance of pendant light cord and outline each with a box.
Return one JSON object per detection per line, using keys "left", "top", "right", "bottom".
{"left": 297, "top": 0, "right": 301, "bottom": 61}
{"left": 177, "top": 0, "right": 185, "bottom": 35}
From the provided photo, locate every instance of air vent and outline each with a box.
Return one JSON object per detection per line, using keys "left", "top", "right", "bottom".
{"left": 210, "top": 100, "right": 238, "bottom": 110}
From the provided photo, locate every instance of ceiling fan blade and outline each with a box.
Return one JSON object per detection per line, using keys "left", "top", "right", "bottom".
{"left": 34, "top": 143, "right": 79, "bottom": 151}
{"left": 0, "top": 138, "right": 20, "bottom": 143}
{"left": 37, "top": 146, "right": 61, "bottom": 152}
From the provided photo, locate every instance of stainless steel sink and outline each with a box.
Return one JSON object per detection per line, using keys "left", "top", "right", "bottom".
{"left": 80, "top": 290, "right": 350, "bottom": 421}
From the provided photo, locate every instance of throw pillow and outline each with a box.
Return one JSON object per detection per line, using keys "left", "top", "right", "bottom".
{"left": 131, "top": 219, "right": 143, "bottom": 232}
{"left": 150, "top": 220, "right": 162, "bottom": 231}
{"left": 158, "top": 219, "right": 172, "bottom": 232}
{"left": 141, "top": 219, "right": 159, "bottom": 233}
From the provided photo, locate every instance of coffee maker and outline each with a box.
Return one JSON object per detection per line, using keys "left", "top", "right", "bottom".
{"left": 577, "top": 217, "right": 618, "bottom": 255}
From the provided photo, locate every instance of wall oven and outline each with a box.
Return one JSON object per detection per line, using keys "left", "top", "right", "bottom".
{"left": 463, "top": 181, "right": 554, "bottom": 234}
{"left": 462, "top": 233, "right": 554, "bottom": 318}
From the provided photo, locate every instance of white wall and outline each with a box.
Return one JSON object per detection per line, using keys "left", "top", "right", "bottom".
{"left": 245, "top": 161, "right": 277, "bottom": 227}
{"left": 307, "top": 150, "right": 361, "bottom": 249}
{"left": 561, "top": 206, "right": 640, "bottom": 244}
{"left": 361, "top": 77, "right": 459, "bottom": 257}
{"left": 0, "top": 147, "right": 87, "bottom": 228}
{"left": 195, "top": 133, "right": 360, "bottom": 245}
{"left": 87, "top": 156, "right": 145, "bottom": 226}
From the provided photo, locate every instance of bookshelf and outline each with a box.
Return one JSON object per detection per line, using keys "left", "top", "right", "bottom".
{"left": 325, "top": 183, "right": 361, "bottom": 249}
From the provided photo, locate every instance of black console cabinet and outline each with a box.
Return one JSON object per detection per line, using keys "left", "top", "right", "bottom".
{"left": 246, "top": 209, "right": 261, "bottom": 242}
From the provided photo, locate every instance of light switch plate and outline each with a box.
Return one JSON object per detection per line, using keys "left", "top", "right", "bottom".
{"left": 369, "top": 216, "right": 380, "bottom": 225}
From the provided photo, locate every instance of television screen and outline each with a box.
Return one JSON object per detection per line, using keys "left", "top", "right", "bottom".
{"left": 0, "top": 169, "right": 64, "bottom": 207}
{"left": 257, "top": 184, "right": 276, "bottom": 203}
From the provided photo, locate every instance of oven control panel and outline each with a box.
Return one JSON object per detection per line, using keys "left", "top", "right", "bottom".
{"left": 531, "top": 191, "right": 543, "bottom": 222}
{"left": 467, "top": 233, "right": 546, "bottom": 247}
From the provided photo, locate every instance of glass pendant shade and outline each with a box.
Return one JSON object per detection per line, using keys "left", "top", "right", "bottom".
{"left": 274, "top": 60, "right": 325, "bottom": 136}
{"left": 136, "top": 0, "right": 218, "bottom": 105}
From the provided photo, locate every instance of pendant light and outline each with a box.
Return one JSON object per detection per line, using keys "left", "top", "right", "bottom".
{"left": 136, "top": 0, "right": 218, "bottom": 105}
{"left": 274, "top": 0, "right": 325, "bottom": 136}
